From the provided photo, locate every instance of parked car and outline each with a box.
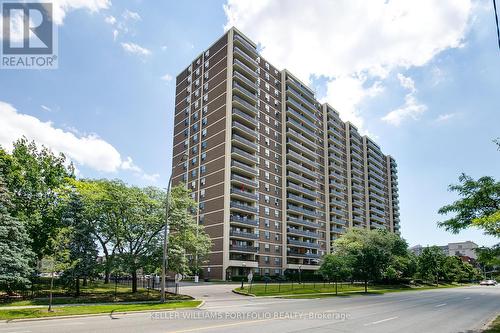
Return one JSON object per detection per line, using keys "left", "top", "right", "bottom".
{"left": 479, "top": 280, "right": 497, "bottom": 286}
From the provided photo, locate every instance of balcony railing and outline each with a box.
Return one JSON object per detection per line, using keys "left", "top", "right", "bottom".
{"left": 287, "top": 128, "right": 316, "bottom": 149}
{"left": 287, "top": 193, "right": 319, "bottom": 208}
{"left": 287, "top": 107, "right": 317, "bottom": 131}
{"left": 233, "top": 46, "right": 257, "bottom": 69}
{"left": 230, "top": 215, "right": 258, "bottom": 226}
{"left": 287, "top": 139, "right": 316, "bottom": 160}
{"left": 232, "top": 147, "right": 258, "bottom": 163}
{"left": 287, "top": 118, "right": 316, "bottom": 139}
{"left": 233, "top": 82, "right": 257, "bottom": 102}
{"left": 286, "top": 86, "right": 318, "bottom": 113}
{"left": 287, "top": 159, "right": 314, "bottom": 175}
{"left": 230, "top": 230, "right": 259, "bottom": 240}
{"left": 287, "top": 171, "right": 317, "bottom": 188}
{"left": 230, "top": 188, "right": 258, "bottom": 200}
{"left": 232, "top": 95, "right": 258, "bottom": 115}
{"left": 232, "top": 134, "right": 257, "bottom": 150}
{"left": 287, "top": 182, "right": 317, "bottom": 198}
{"left": 234, "top": 34, "right": 258, "bottom": 57}
{"left": 287, "top": 150, "right": 316, "bottom": 169}
{"left": 230, "top": 201, "right": 258, "bottom": 213}
{"left": 287, "top": 227, "right": 319, "bottom": 238}
{"left": 287, "top": 252, "right": 321, "bottom": 259}
{"left": 232, "top": 108, "right": 257, "bottom": 127}
{"left": 287, "top": 217, "right": 320, "bottom": 229}
{"left": 286, "top": 94, "right": 317, "bottom": 123}
{"left": 288, "top": 239, "right": 320, "bottom": 249}
{"left": 230, "top": 244, "right": 258, "bottom": 253}
{"left": 233, "top": 58, "right": 257, "bottom": 79}
{"left": 287, "top": 204, "right": 319, "bottom": 218}
{"left": 232, "top": 121, "right": 257, "bottom": 137}
{"left": 231, "top": 174, "right": 258, "bottom": 188}
{"left": 231, "top": 160, "right": 257, "bottom": 175}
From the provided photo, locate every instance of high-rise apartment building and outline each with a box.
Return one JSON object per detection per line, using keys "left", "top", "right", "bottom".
{"left": 172, "top": 27, "right": 400, "bottom": 280}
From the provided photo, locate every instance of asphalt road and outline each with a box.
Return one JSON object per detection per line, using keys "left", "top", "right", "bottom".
{"left": 1, "top": 285, "right": 499, "bottom": 333}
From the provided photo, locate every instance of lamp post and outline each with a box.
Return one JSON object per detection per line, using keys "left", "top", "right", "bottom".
{"left": 160, "top": 153, "right": 188, "bottom": 303}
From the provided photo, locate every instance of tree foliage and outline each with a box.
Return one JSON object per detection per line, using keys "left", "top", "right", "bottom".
{"left": 438, "top": 174, "right": 500, "bottom": 237}
{"left": 0, "top": 177, "right": 34, "bottom": 293}
{"left": 0, "top": 138, "right": 74, "bottom": 257}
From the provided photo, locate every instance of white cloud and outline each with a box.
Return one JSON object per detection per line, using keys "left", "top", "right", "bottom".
{"left": 121, "top": 42, "right": 151, "bottom": 57}
{"left": 51, "top": 0, "right": 111, "bottom": 25}
{"left": 223, "top": 0, "right": 474, "bottom": 130}
{"left": 0, "top": 101, "right": 158, "bottom": 182}
{"left": 382, "top": 73, "right": 427, "bottom": 126}
{"left": 40, "top": 105, "right": 52, "bottom": 112}
{"left": 435, "top": 113, "right": 456, "bottom": 122}
{"left": 161, "top": 73, "right": 173, "bottom": 82}
{"left": 122, "top": 9, "right": 141, "bottom": 21}
{"left": 104, "top": 15, "right": 116, "bottom": 25}
{"left": 382, "top": 95, "right": 427, "bottom": 126}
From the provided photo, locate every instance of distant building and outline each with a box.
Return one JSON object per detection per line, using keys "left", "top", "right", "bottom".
{"left": 410, "top": 241, "right": 478, "bottom": 259}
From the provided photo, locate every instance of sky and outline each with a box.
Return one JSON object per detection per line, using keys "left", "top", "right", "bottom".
{"left": 1, "top": 0, "right": 499, "bottom": 247}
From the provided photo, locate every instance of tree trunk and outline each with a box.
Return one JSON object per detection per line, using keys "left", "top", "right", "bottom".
{"left": 75, "top": 277, "right": 80, "bottom": 297}
{"left": 335, "top": 280, "right": 338, "bottom": 295}
{"left": 48, "top": 271, "right": 54, "bottom": 312}
{"left": 364, "top": 279, "right": 368, "bottom": 293}
{"left": 132, "top": 270, "right": 137, "bottom": 293}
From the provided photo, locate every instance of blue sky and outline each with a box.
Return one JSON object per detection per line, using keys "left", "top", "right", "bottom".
{"left": 0, "top": 0, "right": 499, "bottom": 247}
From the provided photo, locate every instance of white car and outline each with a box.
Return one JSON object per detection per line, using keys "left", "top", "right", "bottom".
{"left": 479, "top": 280, "right": 497, "bottom": 286}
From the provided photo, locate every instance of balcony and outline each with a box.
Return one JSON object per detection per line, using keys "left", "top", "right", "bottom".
{"left": 230, "top": 244, "right": 258, "bottom": 253}
{"left": 230, "top": 230, "right": 259, "bottom": 240}
{"left": 233, "top": 59, "right": 257, "bottom": 80}
{"left": 287, "top": 252, "right": 321, "bottom": 259}
{"left": 230, "top": 215, "right": 259, "bottom": 227}
{"left": 287, "top": 159, "right": 314, "bottom": 175}
{"left": 287, "top": 227, "right": 319, "bottom": 238}
{"left": 232, "top": 146, "right": 258, "bottom": 163}
{"left": 330, "top": 217, "right": 347, "bottom": 226}
{"left": 287, "top": 150, "right": 316, "bottom": 169}
{"left": 233, "top": 69, "right": 257, "bottom": 92}
{"left": 233, "top": 82, "right": 257, "bottom": 104}
{"left": 351, "top": 183, "right": 364, "bottom": 192}
{"left": 331, "top": 226, "right": 345, "bottom": 234}
{"left": 328, "top": 118, "right": 344, "bottom": 132}
{"left": 232, "top": 109, "right": 257, "bottom": 128}
{"left": 286, "top": 93, "right": 316, "bottom": 122}
{"left": 288, "top": 239, "right": 320, "bottom": 249}
{"left": 232, "top": 120, "right": 257, "bottom": 137}
{"left": 230, "top": 188, "right": 258, "bottom": 200}
{"left": 233, "top": 46, "right": 257, "bottom": 70}
{"left": 287, "top": 107, "right": 316, "bottom": 132}
{"left": 287, "top": 204, "right": 319, "bottom": 218}
{"left": 231, "top": 173, "right": 258, "bottom": 188}
{"left": 287, "top": 171, "right": 317, "bottom": 188}
{"left": 369, "top": 177, "right": 386, "bottom": 190}
{"left": 287, "top": 118, "right": 316, "bottom": 139}
{"left": 287, "top": 182, "right": 317, "bottom": 198}
{"left": 368, "top": 155, "right": 384, "bottom": 170}
{"left": 329, "top": 145, "right": 345, "bottom": 156}
{"left": 287, "top": 128, "right": 316, "bottom": 150}
{"left": 231, "top": 160, "right": 257, "bottom": 176}
{"left": 370, "top": 215, "right": 386, "bottom": 224}
{"left": 230, "top": 201, "right": 258, "bottom": 213}
{"left": 370, "top": 206, "right": 385, "bottom": 215}
{"left": 287, "top": 77, "right": 316, "bottom": 101}
{"left": 287, "top": 193, "right": 319, "bottom": 208}
{"left": 369, "top": 184, "right": 384, "bottom": 196}
{"left": 287, "top": 216, "right": 320, "bottom": 229}
{"left": 329, "top": 153, "right": 344, "bottom": 164}
{"left": 232, "top": 133, "right": 257, "bottom": 150}
{"left": 233, "top": 95, "right": 258, "bottom": 116}
{"left": 234, "top": 34, "right": 258, "bottom": 57}
{"left": 371, "top": 221, "right": 386, "bottom": 230}
{"left": 286, "top": 86, "right": 318, "bottom": 113}
{"left": 329, "top": 180, "right": 346, "bottom": 192}
{"left": 287, "top": 138, "right": 316, "bottom": 160}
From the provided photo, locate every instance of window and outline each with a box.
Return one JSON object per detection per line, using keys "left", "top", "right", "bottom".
{"left": 274, "top": 210, "right": 279, "bottom": 218}
{"left": 265, "top": 62, "right": 269, "bottom": 70}
{"left": 205, "top": 50, "right": 209, "bottom": 58}
{"left": 264, "top": 243, "right": 270, "bottom": 251}
{"left": 192, "top": 146, "right": 198, "bottom": 154}
{"left": 275, "top": 245, "right": 280, "bottom": 253}
{"left": 265, "top": 93, "right": 270, "bottom": 102}
{"left": 202, "top": 118, "right": 207, "bottom": 126}
{"left": 264, "top": 256, "right": 269, "bottom": 263}
{"left": 193, "top": 123, "right": 198, "bottom": 131}
{"left": 264, "top": 195, "right": 270, "bottom": 203}
{"left": 264, "top": 207, "right": 270, "bottom": 216}
{"left": 192, "top": 134, "right": 198, "bottom": 143}
{"left": 274, "top": 257, "right": 280, "bottom": 265}
{"left": 205, "top": 60, "right": 209, "bottom": 68}
{"left": 264, "top": 219, "right": 270, "bottom": 228}
{"left": 265, "top": 184, "right": 270, "bottom": 191}
{"left": 265, "top": 171, "right": 270, "bottom": 180}
{"left": 275, "top": 175, "right": 279, "bottom": 183}
{"left": 265, "top": 126, "right": 270, "bottom": 134}
{"left": 265, "top": 82, "right": 270, "bottom": 90}
{"left": 202, "top": 128, "right": 207, "bottom": 137}
{"left": 204, "top": 83, "right": 208, "bottom": 91}
{"left": 201, "top": 152, "right": 207, "bottom": 161}
{"left": 200, "top": 178, "right": 206, "bottom": 186}
{"left": 195, "top": 68, "right": 200, "bottom": 75}
{"left": 200, "top": 189, "right": 205, "bottom": 198}
{"left": 275, "top": 198, "right": 279, "bottom": 206}
{"left": 265, "top": 115, "right": 270, "bottom": 123}
{"left": 201, "top": 165, "right": 206, "bottom": 174}
{"left": 184, "top": 129, "right": 189, "bottom": 137}
{"left": 204, "top": 71, "right": 209, "bottom": 79}
{"left": 203, "top": 105, "right": 208, "bottom": 114}
{"left": 275, "top": 221, "right": 280, "bottom": 229}
{"left": 199, "top": 215, "right": 205, "bottom": 224}
{"left": 203, "top": 95, "right": 208, "bottom": 102}
{"left": 184, "top": 139, "right": 188, "bottom": 147}
{"left": 182, "top": 174, "right": 188, "bottom": 182}
{"left": 265, "top": 231, "right": 270, "bottom": 240}
{"left": 191, "top": 181, "right": 196, "bottom": 189}
{"left": 191, "top": 169, "right": 197, "bottom": 177}
{"left": 265, "top": 137, "right": 270, "bottom": 146}
{"left": 199, "top": 202, "right": 205, "bottom": 211}
{"left": 195, "top": 78, "right": 200, "bottom": 86}
{"left": 201, "top": 141, "right": 207, "bottom": 150}
{"left": 191, "top": 157, "right": 197, "bottom": 165}
{"left": 265, "top": 160, "right": 270, "bottom": 168}
{"left": 265, "top": 149, "right": 270, "bottom": 157}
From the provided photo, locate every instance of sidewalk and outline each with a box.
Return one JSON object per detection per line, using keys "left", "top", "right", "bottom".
{"left": 0, "top": 300, "right": 171, "bottom": 310}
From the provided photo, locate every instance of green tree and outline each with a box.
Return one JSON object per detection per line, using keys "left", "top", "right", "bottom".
{"left": 334, "top": 229, "right": 408, "bottom": 292}
{"left": 0, "top": 138, "right": 74, "bottom": 258}
{"left": 0, "top": 177, "right": 34, "bottom": 294}
{"left": 441, "top": 256, "right": 465, "bottom": 282}
{"left": 318, "top": 254, "right": 351, "bottom": 294}
{"left": 166, "top": 185, "right": 212, "bottom": 277}
{"left": 417, "top": 246, "right": 446, "bottom": 285}
{"left": 438, "top": 174, "right": 500, "bottom": 237}
{"left": 59, "top": 191, "right": 98, "bottom": 296}
{"left": 476, "top": 244, "right": 500, "bottom": 279}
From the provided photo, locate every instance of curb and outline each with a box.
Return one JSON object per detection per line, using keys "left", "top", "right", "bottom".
{"left": 0, "top": 301, "right": 204, "bottom": 323}
{"left": 231, "top": 289, "right": 256, "bottom": 297}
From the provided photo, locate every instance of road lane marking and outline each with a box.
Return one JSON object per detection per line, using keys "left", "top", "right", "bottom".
{"left": 168, "top": 318, "right": 277, "bottom": 333}
{"left": 364, "top": 316, "right": 398, "bottom": 326}
{"left": 434, "top": 303, "right": 447, "bottom": 307}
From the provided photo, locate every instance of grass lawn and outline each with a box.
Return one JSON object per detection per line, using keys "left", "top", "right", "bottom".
{"left": 483, "top": 315, "right": 500, "bottom": 333}
{"left": 0, "top": 300, "right": 202, "bottom": 320}
{"left": 0, "top": 282, "right": 190, "bottom": 307}
{"left": 235, "top": 282, "right": 467, "bottom": 297}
